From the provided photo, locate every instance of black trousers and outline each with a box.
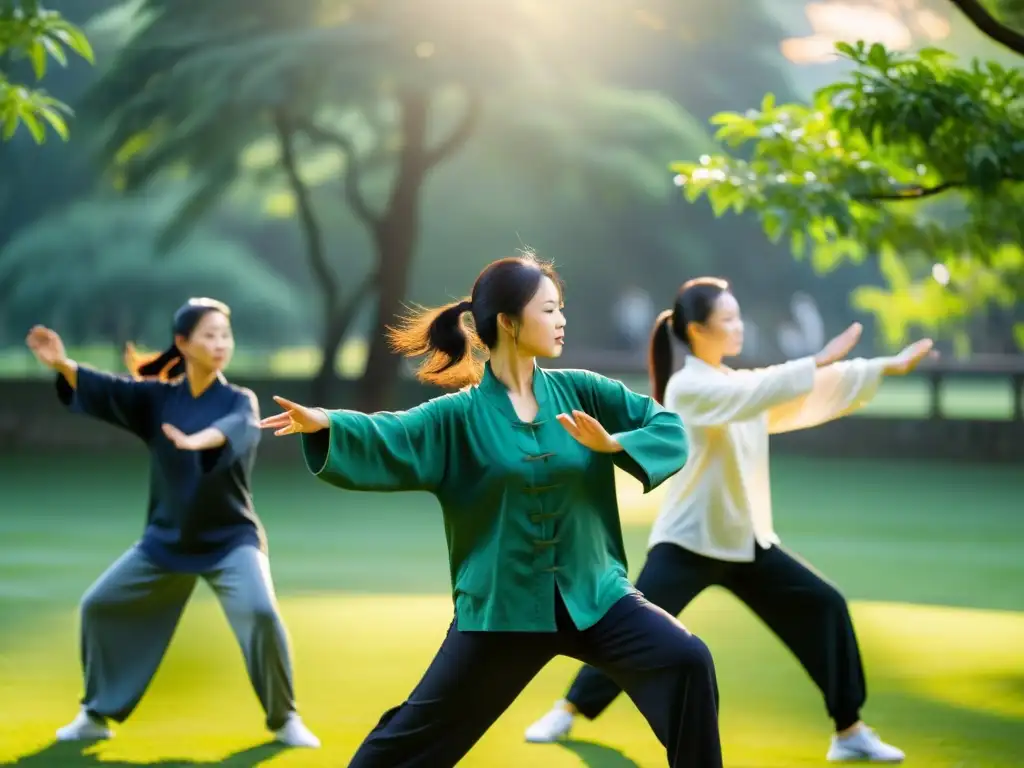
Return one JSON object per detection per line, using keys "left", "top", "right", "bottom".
{"left": 566, "top": 543, "right": 866, "bottom": 731}
{"left": 348, "top": 590, "right": 722, "bottom": 768}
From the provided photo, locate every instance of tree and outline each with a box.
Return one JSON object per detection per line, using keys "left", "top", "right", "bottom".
{"left": 0, "top": 194, "right": 311, "bottom": 349}
{"left": 671, "top": 0, "right": 1024, "bottom": 351}
{"left": 0, "top": 0, "right": 93, "bottom": 142}
{"left": 86, "top": 0, "right": 717, "bottom": 408}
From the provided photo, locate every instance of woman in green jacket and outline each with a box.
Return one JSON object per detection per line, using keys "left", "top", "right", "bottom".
{"left": 260, "top": 254, "right": 722, "bottom": 767}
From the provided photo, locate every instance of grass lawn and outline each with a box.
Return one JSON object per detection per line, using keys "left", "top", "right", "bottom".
{"left": 0, "top": 453, "right": 1021, "bottom": 767}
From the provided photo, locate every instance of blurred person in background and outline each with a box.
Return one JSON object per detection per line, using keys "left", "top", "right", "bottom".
{"left": 527, "top": 277, "right": 935, "bottom": 764}
{"left": 612, "top": 286, "right": 657, "bottom": 352}
{"left": 260, "top": 255, "right": 723, "bottom": 768}
{"left": 24, "top": 298, "right": 319, "bottom": 749}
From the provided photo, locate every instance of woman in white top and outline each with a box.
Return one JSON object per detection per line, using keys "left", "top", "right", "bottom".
{"left": 526, "top": 277, "right": 934, "bottom": 763}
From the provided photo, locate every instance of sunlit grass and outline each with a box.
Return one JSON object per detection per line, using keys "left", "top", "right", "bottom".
{"left": 0, "top": 454, "right": 1021, "bottom": 766}
{"left": 1, "top": 595, "right": 1021, "bottom": 767}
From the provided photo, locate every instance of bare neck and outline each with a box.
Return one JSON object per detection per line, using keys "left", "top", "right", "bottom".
{"left": 690, "top": 343, "right": 723, "bottom": 369}
{"left": 185, "top": 361, "right": 221, "bottom": 398}
{"left": 488, "top": 344, "right": 536, "bottom": 396}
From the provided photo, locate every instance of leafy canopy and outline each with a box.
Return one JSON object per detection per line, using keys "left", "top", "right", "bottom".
{"left": 87, "top": 0, "right": 715, "bottom": 249}
{"left": 0, "top": 0, "right": 93, "bottom": 142}
{"left": 672, "top": 39, "right": 1023, "bottom": 348}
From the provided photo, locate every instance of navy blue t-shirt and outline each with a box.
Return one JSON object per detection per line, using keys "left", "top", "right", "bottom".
{"left": 57, "top": 367, "right": 266, "bottom": 572}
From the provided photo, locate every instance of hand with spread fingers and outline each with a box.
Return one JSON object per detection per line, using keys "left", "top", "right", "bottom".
{"left": 814, "top": 322, "right": 863, "bottom": 368}
{"left": 161, "top": 423, "right": 226, "bottom": 451}
{"left": 556, "top": 409, "right": 622, "bottom": 453}
{"left": 259, "top": 395, "right": 330, "bottom": 436}
{"left": 883, "top": 339, "right": 936, "bottom": 376}
{"left": 26, "top": 325, "right": 69, "bottom": 369}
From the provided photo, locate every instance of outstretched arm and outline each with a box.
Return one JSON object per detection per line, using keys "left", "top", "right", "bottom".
{"left": 27, "top": 325, "right": 157, "bottom": 440}
{"left": 671, "top": 358, "right": 818, "bottom": 427}
{"left": 766, "top": 359, "right": 885, "bottom": 434}
{"left": 670, "top": 321, "right": 877, "bottom": 427}
{"left": 260, "top": 395, "right": 448, "bottom": 493}
{"left": 768, "top": 339, "right": 935, "bottom": 434}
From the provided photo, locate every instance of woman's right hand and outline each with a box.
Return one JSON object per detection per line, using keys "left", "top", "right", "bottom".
{"left": 814, "top": 323, "right": 863, "bottom": 367}
{"left": 883, "top": 339, "right": 935, "bottom": 375}
{"left": 259, "top": 395, "right": 330, "bottom": 436}
{"left": 25, "top": 326, "right": 70, "bottom": 370}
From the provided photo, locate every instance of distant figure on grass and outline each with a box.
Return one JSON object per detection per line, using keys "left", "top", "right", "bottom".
{"left": 260, "top": 255, "right": 724, "bottom": 768}
{"left": 25, "top": 298, "right": 319, "bottom": 749}
{"left": 526, "top": 278, "right": 934, "bottom": 764}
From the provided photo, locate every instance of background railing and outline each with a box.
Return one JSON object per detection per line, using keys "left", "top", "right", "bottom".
{"left": 549, "top": 350, "right": 1024, "bottom": 423}
{"left": 5, "top": 351, "right": 1023, "bottom": 463}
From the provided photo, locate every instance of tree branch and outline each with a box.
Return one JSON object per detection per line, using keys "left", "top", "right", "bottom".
{"left": 333, "top": 268, "right": 378, "bottom": 336}
{"left": 854, "top": 175, "right": 1021, "bottom": 201}
{"left": 293, "top": 117, "right": 385, "bottom": 233}
{"left": 946, "top": 0, "right": 1024, "bottom": 55}
{"left": 274, "top": 111, "right": 337, "bottom": 305}
{"left": 424, "top": 88, "right": 482, "bottom": 171}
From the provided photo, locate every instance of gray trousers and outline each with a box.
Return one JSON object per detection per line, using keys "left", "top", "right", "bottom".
{"left": 78, "top": 544, "right": 296, "bottom": 730}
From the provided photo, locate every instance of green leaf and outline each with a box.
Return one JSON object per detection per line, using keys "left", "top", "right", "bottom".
{"left": 834, "top": 41, "right": 857, "bottom": 59}
{"left": 966, "top": 144, "right": 1002, "bottom": 191}
{"left": 709, "top": 112, "right": 747, "bottom": 126}
{"left": 1013, "top": 323, "right": 1024, "bottom": 351}
{"left": 867, "top": 43, "right": 888, "bottom": 70}
{"left": 790, "top": 228, "right": 805, "bottom": 258}
{"left": 50, "top": 23, "right": 95, "bottom": 64}
{"left": 917, "top": 47, "right": 953, "bottom": 65}
{"left": 29, "top": 40, "right": 47, "bottom": 79}
{"left": 762, "top": 207, "right": 787, "bottom": 242}
{"left": 2, "top": 113, "right": 20, "bottom": 140}
{"left": 18, "top": 107, "right": 46, "bottom": 143}
{"left": 36, "top": 104, "right": 69, "bottom": 140}
{"left": 41, "top": 35, "right": 68, "bottom": 67}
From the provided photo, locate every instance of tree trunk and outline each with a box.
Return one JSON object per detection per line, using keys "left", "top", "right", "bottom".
{"left": 310, "top": 309, "right": 349, "bottom": 404}
{"left": 309, "top": 275, "right": 375, "bottom": 404}
{"left": 299, "top": 87, "right": 480, "bottom": 412}
{"left": 275, "top": 113, "right": 350, "bottom": 406}
{"left": 356, "top": 91, "right": 429, "bottom": 412}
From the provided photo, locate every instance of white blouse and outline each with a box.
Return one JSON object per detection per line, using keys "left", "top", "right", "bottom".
{"left": 648, "top": 355, "right": 888, "bottom": 562}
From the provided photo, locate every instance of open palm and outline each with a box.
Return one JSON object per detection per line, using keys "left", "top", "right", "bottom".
{"left": 556, "top": 410, "right": 621, "bottom": 453}
{"left": 259, "top": 395, "right": 329, "bottom": 436}
{"left": 815, "top": 323, "right": 863, "bottom": 367}
{"left": 884, "top": 339, "right": 935, "bottom": 375}
{"left": 25, "top": 326, "right": 66, "bottom": 369}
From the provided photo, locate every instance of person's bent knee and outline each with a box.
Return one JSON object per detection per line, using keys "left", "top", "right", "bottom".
{"left": 79, "top": 587, "right": 114, "bottom": 619}
{"left": 667, "top": 633, "right": 716, "bottom": 676}
{"left": 817, "top": 583, "right": 851, "bottom": 618}
{"left": 248, "top": 601, "right": 282, "bottom": 628}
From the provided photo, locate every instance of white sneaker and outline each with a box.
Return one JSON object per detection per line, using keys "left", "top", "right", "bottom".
{"left": 827, "top": 726, "right": 905, "bottom": 762}
{"left": 274, "top": 713, "right": 321, "bottom": 748}
{"left": 525, "top": 701, "right": 575, "bottom": 743}
{"left": 56, "top": 708, "right": 113, "bottom": 741}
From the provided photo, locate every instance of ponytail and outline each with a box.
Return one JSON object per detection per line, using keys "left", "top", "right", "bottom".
{"left": 125, "top": 341, "right": 185, "bottom": 382}
{"left": 123, "top": 298, "right": 230, "bottom": 382}
{"left": 386, "top": 298, "right": 484, "bottom": 388}
{"left": 648, "top": 310, "right": 674, "bottom": 404}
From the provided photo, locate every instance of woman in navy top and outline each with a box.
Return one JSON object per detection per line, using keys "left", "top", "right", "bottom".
{"left": 25, "top": 298, "right": 319, "bottom": 748}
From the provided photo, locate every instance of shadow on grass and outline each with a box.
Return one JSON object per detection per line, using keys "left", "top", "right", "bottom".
{"left": 556, "top": 739, "right": 641, "bottom": 767}
{"left": 2, "top": 740, "right": 286, "bottom": 767}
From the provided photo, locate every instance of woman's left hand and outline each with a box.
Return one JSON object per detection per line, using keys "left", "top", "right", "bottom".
{"left": 556, "top": 410, "right": 622, "bottom": 453}
{"left": 162, "top": 423, "right": 224, "bottom": 451}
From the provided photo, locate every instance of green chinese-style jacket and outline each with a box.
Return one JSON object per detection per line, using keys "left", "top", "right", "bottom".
{"left": 301, "top": 363, "right": 688, "bottom": 632}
